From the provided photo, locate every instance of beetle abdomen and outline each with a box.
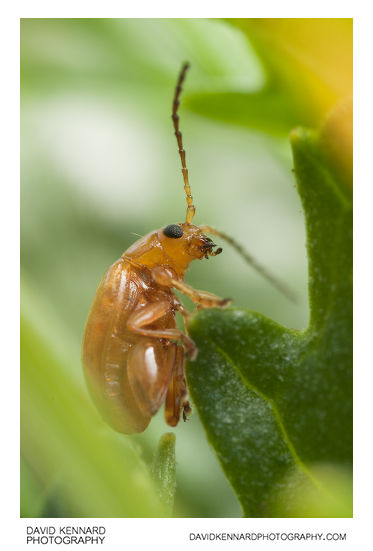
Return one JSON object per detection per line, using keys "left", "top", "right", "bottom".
{"left": 82, "top": 259, "right": 151, "bottom": 433}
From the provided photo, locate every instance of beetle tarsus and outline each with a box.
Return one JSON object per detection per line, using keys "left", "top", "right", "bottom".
{"left": 184, "top": 337, "right": 198, "bottom": 361}
{"left": 182, "top": 402, "right": 192, "bottom": 422}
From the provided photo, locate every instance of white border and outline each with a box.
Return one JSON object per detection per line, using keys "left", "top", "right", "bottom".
{"left": 2, "top": 3, "right": 369, "bottom": 550}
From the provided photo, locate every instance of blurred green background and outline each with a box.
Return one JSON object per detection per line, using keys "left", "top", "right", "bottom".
{"left": 20, "top": 18, "right": 352, "bottom": 517}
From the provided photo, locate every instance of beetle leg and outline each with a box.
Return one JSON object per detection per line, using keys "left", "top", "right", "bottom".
{"left": 152, "top": 266, "right": 231, "bottom": 309}
{"left": 173, "top": 299, "right": 192, "bottom": 334}
{"left": 164, "top": 345, "right": 191, "bottom": 427}
{"left": 174, "top": 283, "right": 231, "bottom": 309}
{"left": 127, "top": 341, "right": 177, "bottom": 417}
{"left": 127, "top": 301, "right": 197, "bottom": 359}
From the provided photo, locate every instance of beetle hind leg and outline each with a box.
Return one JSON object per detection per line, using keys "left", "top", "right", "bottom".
{"left": 164, "top": 345, "right": 191, "bottom": 427}
{"left": 127, "top": 341, "right": 176, "bottom": 418}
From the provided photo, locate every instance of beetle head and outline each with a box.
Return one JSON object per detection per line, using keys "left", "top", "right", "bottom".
{"left": 158, "top": 222, "right": 222, "bottom": 271}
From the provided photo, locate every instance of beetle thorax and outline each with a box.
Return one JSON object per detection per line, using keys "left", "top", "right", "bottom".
{"left": 124, "top": 223, "right": 217, "bottom": 276}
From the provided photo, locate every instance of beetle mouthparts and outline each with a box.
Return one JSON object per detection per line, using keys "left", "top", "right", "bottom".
{"left": 201, "top": 239, "right": 223, "bottom": 258}
{"left": 201, "top": 237, "right": 215, "bottom": 249}
{"left": 209, "top": 247, "right": 222, "bottom": 257}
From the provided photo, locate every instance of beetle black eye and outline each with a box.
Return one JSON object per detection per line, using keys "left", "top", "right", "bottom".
{"left": 163, "top": 224, "right": 183, "bottom": 238}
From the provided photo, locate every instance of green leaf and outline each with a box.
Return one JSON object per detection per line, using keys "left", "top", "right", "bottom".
{"left": 186, "top": 127, "right": 352, "bottom": 517}
{"left": 151, "top": 433, "right": 177, "bottom": 516}
{"left": 186, "top": 88, "right": 300, "bottom": 136}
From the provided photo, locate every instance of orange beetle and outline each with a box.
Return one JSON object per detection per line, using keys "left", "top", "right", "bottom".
{"left": 82, "top": 63, "right": 293, "bottom": 434}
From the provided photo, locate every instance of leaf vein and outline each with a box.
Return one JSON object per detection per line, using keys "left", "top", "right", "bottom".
{"left": 211, "top": 339, "right": 325, "bottom": 492}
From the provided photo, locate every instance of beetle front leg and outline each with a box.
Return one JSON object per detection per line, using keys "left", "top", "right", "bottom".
{"left": 172, "top": 298, "right": 192, "bottom": 334}
{"left": 152, "top": 266, "right": 231, "bottom": 309}
{"left": 127, "top": 301, "right": 197, "bottom": 359}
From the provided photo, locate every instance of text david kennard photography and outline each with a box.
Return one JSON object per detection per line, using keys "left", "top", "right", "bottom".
{"left": 26, "top": 526, "right": 106, "bottom": 545}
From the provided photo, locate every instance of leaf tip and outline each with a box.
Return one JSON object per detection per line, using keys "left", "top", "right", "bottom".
{"left": 290, "top": 126, "right": 317, "bottom": 149}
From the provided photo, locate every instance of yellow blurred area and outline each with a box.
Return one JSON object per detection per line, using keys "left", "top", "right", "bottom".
{"left": 320, "top": 95, "right": 353, "bottom": 190}
{"left": 230, "top": 18, "right": 353, "bottom": 188}
{"left": 231, "top": 18, "right": 352, "bottom": 120}
{"left": 270, "top": 463, "right": 353, "bottom": 518}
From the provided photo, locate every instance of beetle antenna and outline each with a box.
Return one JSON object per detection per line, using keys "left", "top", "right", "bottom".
{"left": 199, "top": 225, "right": 297, "bottom": 302}
{"left": 172, "top": 62, "right": 195, "bottom": 224}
